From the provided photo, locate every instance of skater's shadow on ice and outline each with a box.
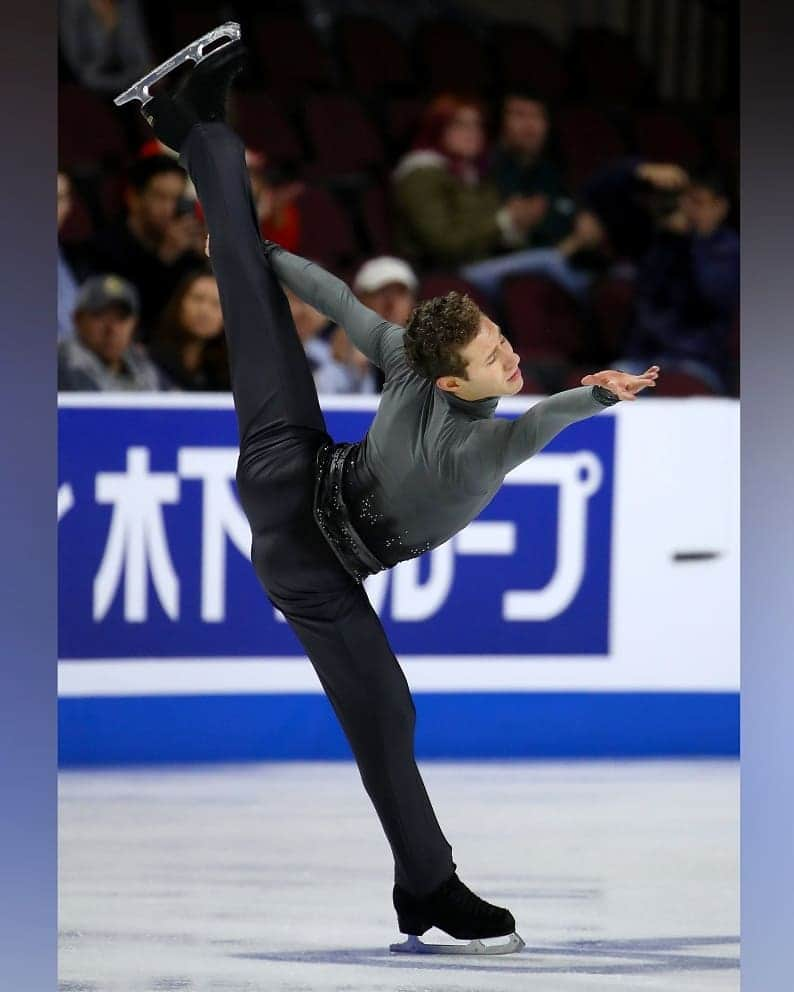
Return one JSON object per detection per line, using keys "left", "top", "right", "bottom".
{"left": 233, "top": 935, "right": 738, "bottom": 976}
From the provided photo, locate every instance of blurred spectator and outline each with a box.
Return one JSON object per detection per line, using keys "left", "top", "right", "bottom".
{"left": 148, "top": 269, "right": 230, "bottom": 391}
{"left": 313, "top": 255, "right": 419, "bottom": 394}
{"left": 459, "top": 160, "right": 691, "bottom": 304}
{"left": 615, "top": 170, "right": 739, "bottom": 392}
{"left": 59, "top": 0, "right": 153, "bottom": 97}
{"left": 581, "top": 158, "right": 691, "bottom": 261}
{"left": 58, "top": 275, "right": 168, "bottom": 390}
{"left": 58, "top": 171, "right": 81, "bottom": 340}
{"left": 247, "top": 151, "right": 306, "bottom": 254}
{"left": 283, "top": 286, "right": 337, "bottom": 385}
{"left": 392, "top": 94, "right": 540, "bottom": 268}
{"left": 353, "top": 255, "right": 418, "bottom": 325}
{"left": 490, "top": 90, "right": 575, "bottom": 247}
{"left": 88, "top": 155, "right": 205, "bottom": 338}
{"left": 460, "top": 208, "right": 606, "bottom": 303}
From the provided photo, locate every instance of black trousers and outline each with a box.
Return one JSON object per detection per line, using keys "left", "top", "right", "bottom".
{"left": 181, "top": 123, "right": 454, "bottom": 897}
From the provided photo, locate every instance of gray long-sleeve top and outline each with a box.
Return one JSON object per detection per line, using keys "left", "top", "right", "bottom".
{"left": 266, "top": 245, "right": 615, "bottom": 577}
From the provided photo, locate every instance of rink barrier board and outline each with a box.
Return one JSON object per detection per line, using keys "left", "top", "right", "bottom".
{"left": 58, "top": 395, "right": 739, "bottom": 764}
{"left": 58, "top": 692, "right": 739, "bottom": 765}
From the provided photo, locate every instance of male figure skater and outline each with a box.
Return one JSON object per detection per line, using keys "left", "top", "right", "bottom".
{"left": 123, "top": 33, "right": 658, "bottom": 955}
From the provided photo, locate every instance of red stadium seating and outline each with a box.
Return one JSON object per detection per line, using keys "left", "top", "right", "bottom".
{"left": 415, "top": 20, "right": 490, "bottom": 95}
{"left": 653, "top": 371, "right": 717, "bottom": 396}
{"left": 296, "top": 186, "right": 360, "bottom": 270}
{"left": 502, "top": 275, "right": 585, "bottom": 361}
{"left": 231, "top": 92, "right": 303, "bottom": 164}
{"left": 590, "top": 278, "right": 635, "bottom": 360}
{"left": 360, "top": 184, "right": 394, "bottom": 256}
{"left": 556, "top": 106, "right": 626, "bottom": 189}
{"left": 303, "top": 93, "right": 385, "bottom": 179}
{"left": 417, "top": 274, "right": 491, "bottom": 313}
{"left": 58, "top": 185, "right": 95, "bottom": 244}
{"left": 570, "top": 27, "right": 654, "bottom": 106}
{"left": 252, "top": 17, "right": 335, "bottom": 96}
{"left": 494, "top": 25, "right": 569, "bottom": 102}
{"left": 633, "top": 111, "right": 704, "bottom": 169}
{"left": 59, "top": 85, "right": 130, "bottom": 172}
{"left": 337, "top": 17, "right": 414, "bottom": 92}
{"left": 712, "top": 112, "right": 738, "bottom": 169}
{"left": 384, "top": 97, "right": 426, "bottom": 154}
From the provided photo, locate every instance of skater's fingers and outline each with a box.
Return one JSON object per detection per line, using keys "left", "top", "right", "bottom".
{"left": 205, "top": 234, "right": 211, "bottom": 257}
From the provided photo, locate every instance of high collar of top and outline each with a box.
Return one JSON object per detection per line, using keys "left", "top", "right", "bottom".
{"left": 437, "top": 387, "right": 500, "bottom": 419}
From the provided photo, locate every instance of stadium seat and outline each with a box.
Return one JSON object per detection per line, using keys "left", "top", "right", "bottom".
{"left": 58, "top": 85, "right": 130, "bottom": 172}
{"left": 252, "top": 16, "right": 335, "bottom": 95}
{"left": 359, "top": 184, "right": 394, "bottom": 256}
{"left": 570, "top": 27, "right": 654, "bottom": 106}
{"left": 417, "top": 274, "right": 491, "bottom": 313}
{"left": 415, "top": 20, "right": 490, "bottom": 95}
{"left": 633, "top": 110, "right": 704, "bottom": 170}
{"left": 712, "top": 112, "right": 738, "bottom": 169}
{"left": 58, "top": 184, "right": 95, "bottom": 244}
{"left": 384, "top": 97, "right": 426, "bottom": 155}
{"left": 590, "top": 278, "right": 635, "bottom": 361}
{"left": 494, "top": 24, "right": 569, "bottom": 102}
{"left": 652, "top": 370, "right": 717, "bottom": 397}
{"left": 336, "top": 16, "right": 414, "bottom": 92}
{"left": 303, "top": 93, "right": 385, "bottom": 179}
{"left": 231, "top": 91, "right": 303, "bottom": 165}
{"left": 296, "top": 186, "right": 360, "bottom": 270}
{"left": 502, "top": 274, "right": 585, "bottom": 361}
{"left": 556, "top": 106, "right": 626, "bottom": 190}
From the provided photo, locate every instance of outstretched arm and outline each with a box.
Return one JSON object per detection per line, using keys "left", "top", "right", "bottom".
{"left": 205, "top": 234, "right": 406, "bottom": 372}
{"left": 264, "top": 241, "right": 405, "bottom": 372}
{"left": 459, "top": 369, "right": 658, "bottom": 480}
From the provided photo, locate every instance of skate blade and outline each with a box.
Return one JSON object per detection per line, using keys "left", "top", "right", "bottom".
{"left": 114, "top": 21, "right": 241, "bottom": 107}
{"left": 389, "top": 932, "right": 525, "bottom": 956}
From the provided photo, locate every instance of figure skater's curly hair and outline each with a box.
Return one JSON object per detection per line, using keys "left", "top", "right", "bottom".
{"left": 403, "top": 292, "right": 481, "bottom": 381}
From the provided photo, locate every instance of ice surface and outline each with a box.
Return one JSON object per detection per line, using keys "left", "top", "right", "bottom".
{"left": 59, "top": 760, "right": 738, "bottom": 991}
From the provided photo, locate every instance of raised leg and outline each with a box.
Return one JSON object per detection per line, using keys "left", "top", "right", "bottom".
{"left": 180, "top": 121, "right": 326, "bottom": 444}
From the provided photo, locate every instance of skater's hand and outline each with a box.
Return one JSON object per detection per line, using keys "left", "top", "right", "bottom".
{"left": 581, "top": 366, "right": 660, "bottom": 401}
{"left": 205, "top": 234, "right": 211, "bottom": 258}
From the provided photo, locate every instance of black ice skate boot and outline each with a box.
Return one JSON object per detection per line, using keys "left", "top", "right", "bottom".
{"left": 390, "top": 871, "right": 524, "bottom": 955}
{"left": 141, "top": 42, "right": 247, "bottom": 153}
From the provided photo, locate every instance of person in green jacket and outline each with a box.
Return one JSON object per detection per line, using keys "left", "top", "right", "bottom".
{"left": 392, "top": 94, "right": 542, "bottom": 269}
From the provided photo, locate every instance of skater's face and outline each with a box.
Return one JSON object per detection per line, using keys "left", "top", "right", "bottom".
{"left": 502, "top": 97, "right": 549, "bottom": 157}
{"left": 441, "top": 107, "right": 485, "bottom": 161}
{"left": 437, "top": 314, "right": 523, "bottom": 400}
{"left": 129, "top": 172, "right": 186, "bottom": 238}
{"left": 75, "top": 305, "right": 136, "bottom": 370}
{"left": 180, "top": 275, "right": 223, "bottom": 340}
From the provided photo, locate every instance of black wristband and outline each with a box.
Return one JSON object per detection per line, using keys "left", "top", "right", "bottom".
{"left": 592, "top": 385, "right": 620, "bottom": 406}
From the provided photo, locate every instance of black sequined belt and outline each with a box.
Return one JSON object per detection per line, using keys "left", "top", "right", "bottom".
{"left": 313, "top": 440, "right": 387, "bottom": 584}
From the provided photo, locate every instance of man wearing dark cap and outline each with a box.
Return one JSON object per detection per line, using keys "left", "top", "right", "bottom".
{"left": 58, "top": 274, "right": 168, "bottom": 391}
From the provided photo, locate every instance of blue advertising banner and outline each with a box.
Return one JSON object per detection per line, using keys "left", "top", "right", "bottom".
{"left": 58, "top": 403, "right": 616, "bottom": 659}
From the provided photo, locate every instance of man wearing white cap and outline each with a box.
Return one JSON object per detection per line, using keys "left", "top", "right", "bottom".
{"left": 353, "top": 256, "right": 418, "bottom": 327}
{"left": 316, "top": 257, "right": 420, "bottom": 394}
